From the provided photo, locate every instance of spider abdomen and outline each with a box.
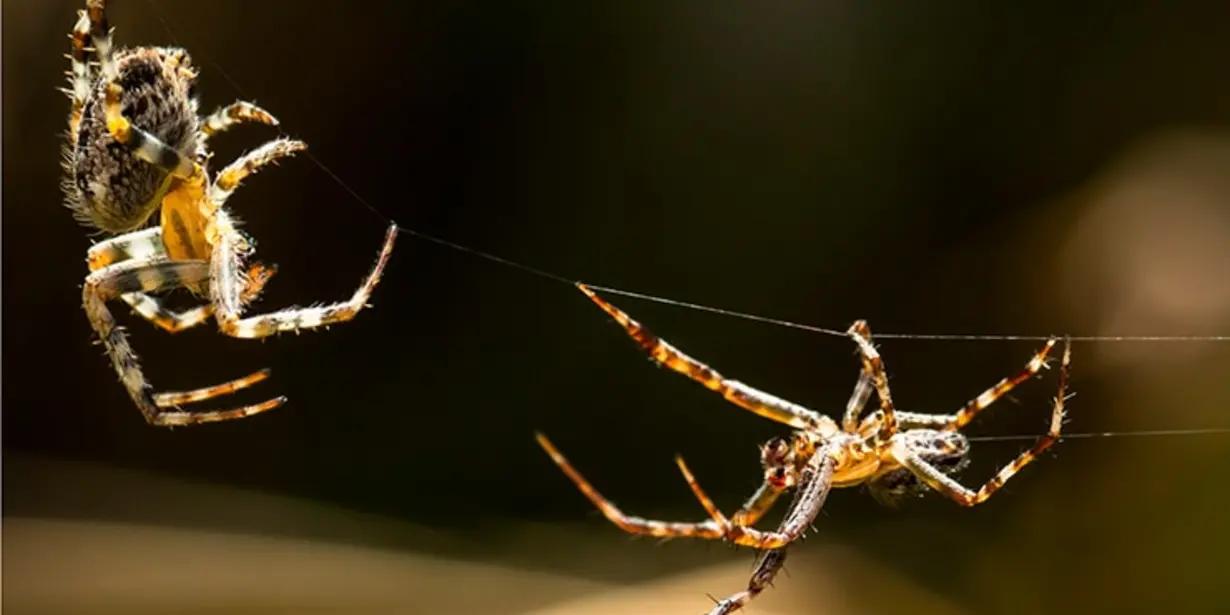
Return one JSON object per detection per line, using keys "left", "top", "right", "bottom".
{"left": 67, "top": 47, "right": 199, "bottom": 233}
{"left": 869, "top": 430, "right": 971, "bottom": 505}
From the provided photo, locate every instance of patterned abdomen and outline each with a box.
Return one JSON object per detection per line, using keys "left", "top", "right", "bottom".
{"left": 67, "top": 47, "right": 199, "bottom": 233}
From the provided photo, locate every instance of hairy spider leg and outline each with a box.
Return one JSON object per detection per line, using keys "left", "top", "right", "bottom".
{"left": 122, "top": 292, "right": 214, "bottom": 333}
{"left": 85, "top": 0, "right": 114, "bottom": 80}
{"left": 872, "top": 340, "right": 1056, "bottom": 432}
{"left": 125, "top": 263, "right": 272, "bottom": 332}
{"left": 65, "top": 9, "right": 92, "bottom": 135}
{"left": 730, "top": 480, "right": 786, "bottom": 527}
{"left": 153, "top": 369, "right": 271, "bottom": 407}
{"left": 847, "top": 320, "right": 902, "bottom": 440}
{"left": 535, "top": 433, "right": 725, "bottom": 539}
{"left": 200, "top": 101, "right": 278, "bottom": 141}
{"left": 893, "top": 411, "right": 960, "bottom": 429}
{"left": 577, "top": 284, "right": 836, "bottom": 434}
{"left": 209, "top": 138, "right": 306, "bottom": 206}
{"left": 83, "top": 257, "right": 285, "bottom": 426}
{"left": 674, "top": 455, "right": 733, "bottom": 533}
{"left": 88, "top": 228, "right": 274, "bottom": 333}
{"left": 679, "top": 450, "right": 835, "bottom": 613}
{"left": 88, "top": 228, "right": 166, "bottom": 268}
{"left": 941, "top": 338, "right": 1058, "bottom": 431}
{"left": 842, "top": 366, "right": 875, "bottom": 433}
{"left": 102, "top": 80, "right": 196, "bottom": 178}
{"left": 672, "top": 455, "right": 806, "bottom": 535}
{"left": 706, "top": 549, "right": 789, "bottom": 615}
{"left": 839, "top": 321, "right": 878, "bottom": 432}
{"left": 675, "top": 447, "right": 837, "bottom": 549}
{"left": 89, "top": 0, "right": 193, "bottom": 181}
{"left": 892, "top": 339, "right": 1070, "bottom": 507}
{"left": 210, "top": 218, "right": 399, "bottom": 339}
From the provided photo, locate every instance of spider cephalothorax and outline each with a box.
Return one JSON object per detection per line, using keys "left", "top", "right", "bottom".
{"left": 63, "top": 0, "right": 398, "bottom": 426}
{"left": 537, "top": 284, "right": 1070, "bottom": 614}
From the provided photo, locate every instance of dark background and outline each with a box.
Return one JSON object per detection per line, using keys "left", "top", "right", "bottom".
{"left": 5, "top": 1, "right": 1230, "bottom": 613}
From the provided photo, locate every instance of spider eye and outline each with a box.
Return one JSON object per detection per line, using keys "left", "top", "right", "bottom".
{"left": 761, "top": 437, "right": 791, "bottom": 465}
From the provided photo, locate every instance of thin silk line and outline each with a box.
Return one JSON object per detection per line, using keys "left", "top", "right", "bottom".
{"left": 143, "top": 0, "right": 1230, "bottom": 346}
{"left": 968, "top": 427, "right": 1230, "bottom": 443}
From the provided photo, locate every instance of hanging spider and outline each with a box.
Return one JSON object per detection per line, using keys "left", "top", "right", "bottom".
{"left": 62, "top": 0, "right": 398, "bottom": 426}
{"left": 537, "top": 284, "right": 1071, "bottom": 614}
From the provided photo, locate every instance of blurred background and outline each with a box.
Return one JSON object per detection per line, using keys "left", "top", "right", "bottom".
{"left": 5, "top": 1, "right": 1230, "bottom": 613}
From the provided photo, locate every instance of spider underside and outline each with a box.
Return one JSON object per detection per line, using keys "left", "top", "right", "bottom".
{"left": 63, "top": 0, "right": 398, "bottom": 426}
{"left": 538, "top": 284, "right": 1071, "bottom": 614}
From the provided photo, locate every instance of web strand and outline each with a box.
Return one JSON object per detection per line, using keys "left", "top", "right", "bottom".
{"left": 139, "top": 1, "right": 1230, "bottom": 442}
{"left": 141, "top": 0, "right": 1230, "bottom": 346}
{"left": 968, "top": 427, "right": 1230, "bottom": 443}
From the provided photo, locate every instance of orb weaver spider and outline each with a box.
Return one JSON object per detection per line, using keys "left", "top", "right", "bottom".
{"left": 537, "top": 284, "right": 1071, "bottom": 614}
{"left": 62, "top": 0, "right": 398, "bottom": 426}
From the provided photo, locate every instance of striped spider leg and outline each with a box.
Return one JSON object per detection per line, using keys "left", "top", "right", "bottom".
{"left": 88, "top": 227, "right": 277, "bottom": 333}
{"left": 888, "top": 340, "right": 1071, "bottom": 508}
{"left": 67, "top": 0, "right": 398, "bottom": 425}
{"left": 538, "top": 284, "right": 1071, "bottom": 614}
{"left": 83, "top": 257, "right": 285, "bottom": 425}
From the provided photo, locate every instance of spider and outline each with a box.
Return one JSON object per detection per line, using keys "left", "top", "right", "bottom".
{"left": 62, "top": 0, "right": 398, "bottom": 426}
{"left": 536, "top": 284, "right": 1071, "bottom": 614}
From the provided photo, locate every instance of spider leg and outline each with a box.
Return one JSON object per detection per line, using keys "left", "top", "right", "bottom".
{"left": 88, "top": 228, "right": 167, "bottom": 269}
{"left": 85, "top": 0, "right": 115, "bottom": 81}
{"left": 674, "top": 455, "right": 732, "bottom": 532}
{"left": 894, "top": 411, "right": 958, "bottom": 429}
{"left": 687, "top": 450, "right": 834, "bottom": 613}
{"left": 842, "top": 368, "right": 874, "bottom": 433}
{"left": 153, "top": 369, "right": 271, "bottom": 407}
{"left": 122, "top": 294, "right": 214, "bottom": 333}
{"left": 200, "top": 101, "right": 279, "bottom": 141}
{"left": 730, "top": 480, "right": 786, "bottom": 527}
{"left": 88, "top": 228, "right": 275, "bottom": 333}
{"left": 87, "top": 2, "right": 191, "bottom": 179}
{"left": 893, "top": 340, "right": 1070, "bottom": 506}
{"left": 64, "top": 8, "right": 93, "bottom": 135}
{"left": 672, "top": 457, "right": 788, "bottom": 530}
{"left": 123, "top": 262, "right": 275, "bottom": 334}
{"left": 87, "top": 229, "right": 210, "bottom": 331}
{"left": 534, "top": 433, "right": 725, "bottom": 540}
{"left": 942, "top": 338, "right": 1059, "bottom": 431}
{"left": 209, "top": 215, "right": 398, "bottom": 339}
{"left": 577, "top": 284, "right": 836, "bottom": 434}
{"left": 209, "top": 138, "right": 306, "bottom": 206}
{"left": 706, "top": 549, "right": 789, "bottom": 615}
{"left": 101, "top": 81, "right": 195, "bottom": 178}
{"left": 883, "top": 337, "right": 1056, "bottom": 431}
{"left": 732, "top": 451, "right": 836, "bottom": 550}
{"left": 839, "top": 321, "right": 878, "bottom": 433}
{"left": 677, "top": 446, "right": 836, "bottom": 549}
{"left": 83, "top": 257, "right": 286, "bottom": 426}
{"left": 848, "top": 320, "right": 900, "bottom": 440}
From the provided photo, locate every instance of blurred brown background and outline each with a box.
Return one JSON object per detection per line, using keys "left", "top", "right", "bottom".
{"left": 4, "top": 1, "right": 1230, "bottom": 613}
